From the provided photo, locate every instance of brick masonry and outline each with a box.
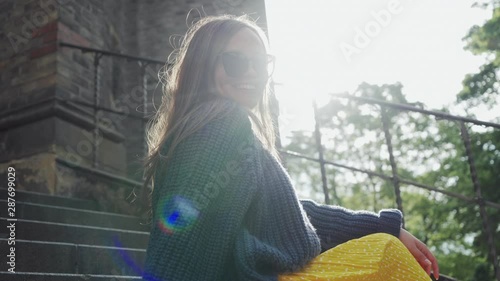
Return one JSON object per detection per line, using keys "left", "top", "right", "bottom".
{"left": 0, "top": 0, "right": 268, "bottom": 213}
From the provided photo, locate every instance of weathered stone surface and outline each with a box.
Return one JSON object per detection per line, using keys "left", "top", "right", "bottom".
{"left": 0, "top": 117, "right": 56, "bottom": 163}
{"left": 0, "top": 152, "right": 57, "bottom": 194}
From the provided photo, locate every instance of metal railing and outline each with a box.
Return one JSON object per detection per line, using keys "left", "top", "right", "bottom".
{"left": 59, "top": 42, "right": 166, "bottom": 171}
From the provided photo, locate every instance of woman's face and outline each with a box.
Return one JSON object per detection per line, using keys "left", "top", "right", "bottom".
{"left": 214, "top": 28, "right": 269, "bottom": 109}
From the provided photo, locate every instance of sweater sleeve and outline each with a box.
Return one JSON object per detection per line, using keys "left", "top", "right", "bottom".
{"left": 142, "top": 101, "right": 260, "bottom": 281}
{"left": 299, "top": 199, "right": 403, "bottom": 252}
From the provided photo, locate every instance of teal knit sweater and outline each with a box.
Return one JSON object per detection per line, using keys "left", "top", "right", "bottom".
{"left": 142, "top": 99, "right": 403, "bottom": 281}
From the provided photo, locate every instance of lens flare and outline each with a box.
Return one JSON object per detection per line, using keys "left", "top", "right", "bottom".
{"left": 157, "top": 195, "right": 200, "bottom": 234}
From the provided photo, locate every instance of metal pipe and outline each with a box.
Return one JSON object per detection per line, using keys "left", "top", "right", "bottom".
{"left": 279, "top": 149, "right": 500, "bottom": 210}
{"left": 59, "top": 42, "right": 166, "bottom": 66}
{"left": 331, "top": 94, "right": 500, "bottom": 129}
{"left": 381, "top": 107, "right": 405, "bottom": 226}
{"left": 141, "top": 63, "right": 149, "bottom": 180}
{"left": 313, "top": 100, "right": 330, "bottom": 205}
{"left": 459, "top": 121, "right": 500, "bottom": 281}
{"left": 93, "top": 53, "right": 102, "bottom": 169}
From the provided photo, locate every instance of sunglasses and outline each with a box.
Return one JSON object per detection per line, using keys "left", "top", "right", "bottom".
{"left": 219, "top": 51, "right": 275, "bottom": 78}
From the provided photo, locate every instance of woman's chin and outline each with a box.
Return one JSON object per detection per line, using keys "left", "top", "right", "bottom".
{"left": 239, "top": 97, "right": 261, "bottom": 109}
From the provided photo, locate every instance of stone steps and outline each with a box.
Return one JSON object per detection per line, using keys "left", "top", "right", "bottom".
{"left": 0, "top": 217, "right": 149, "bottom": 248}
{"left": 0, "top": 272, "right": 143, "bottom": 280}
{"left": 0, "top": 199, "right": 149, "bottom": 232}
{"left": 0, "top": 187, "right": 149, "bottom": 280}
{"left": 0, "top": 239, "right": 146, "bottom": 276}
{"left": 0, "top": 187, "right": 100, "bottom": 211}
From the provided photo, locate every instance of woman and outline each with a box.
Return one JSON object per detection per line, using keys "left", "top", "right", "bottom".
{"left": 139, "top": 14, "right": 439, "bottom": 281}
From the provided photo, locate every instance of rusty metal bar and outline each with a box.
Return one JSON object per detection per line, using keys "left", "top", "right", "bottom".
{"left": 331, "top": 93, "right": 500, "bottom": 130}
{"left": 380, "top": 107, "right": 405, "bottom": 225}
{"left": 93, "top": 53, "right": 103, "bottom": 169}
{"left": 459, "top": 122, "right": 500, "bottom": 281}
{"left": 60, "top": 42, "right": 165, "bottom": 65}
{"left": 141, "top": 63, "right": 149, "bottom": 168}
{"left": 279, "top": 149, "right": 500, "bottom": 210}
{"left": 313, "top": 100, "right": 330, "bottom": 205}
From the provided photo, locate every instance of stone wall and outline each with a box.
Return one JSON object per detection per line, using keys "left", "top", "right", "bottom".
{"left": 0, "top": 0, "right": 269, "bottom": 212}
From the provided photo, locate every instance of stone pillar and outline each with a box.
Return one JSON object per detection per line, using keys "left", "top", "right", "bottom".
{"left": 1, "top": 0, "right": 62, "bottom": 196}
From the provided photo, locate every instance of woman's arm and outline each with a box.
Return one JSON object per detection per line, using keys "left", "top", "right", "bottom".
{"left": 299, "top": 199, "right": 402, "bottom": 252}
{"left": 300, "top": 200, "right": 439, "bottom": 278}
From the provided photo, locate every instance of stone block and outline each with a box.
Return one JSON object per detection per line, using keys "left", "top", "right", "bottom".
{"left": 19, "top": 73, "right": 56, "bottom": 93}
{"left": 54, "top": 117, "right": 126, "bottom": 174}
{"left": 29, "top": 42, "right": 57, "bottom": 59}
{"left": 31, "top": 20, "right": 57, "bottom": 38}
{"left": 0, "top": 152, "right": 57, "bottom": 194}
{"left": 0, "top": 116, "right": 56, "bottom": 162}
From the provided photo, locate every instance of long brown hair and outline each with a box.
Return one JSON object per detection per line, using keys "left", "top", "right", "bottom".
{"left": 137, "top": 15, "right": 280, "bottom": 223}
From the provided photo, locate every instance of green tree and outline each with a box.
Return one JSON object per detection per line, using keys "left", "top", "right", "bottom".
{"left": 458, "top": 0, "right": 500, "bottom": 109}
{"left": 455, "top": 1, "right": 500, "bottom": 279}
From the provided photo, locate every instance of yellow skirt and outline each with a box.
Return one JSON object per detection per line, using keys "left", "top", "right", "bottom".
{"left": 279, "top": 233, "right": 431, "bottom": 281}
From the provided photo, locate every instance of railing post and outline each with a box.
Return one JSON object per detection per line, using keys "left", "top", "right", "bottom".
{"left": 380, "top": 106, "right": 405, "bottom": 226}
{"left": 459, "top": 121, "right": 500, "bottom": 281}
{"left": 313, "top": 100, "right": 330, "bottom": 205}
{"left": 93, "top": 53, "right": 103, "bottom": 169}
{"left": 140, "top": 63, "right": 149, "bottom": 168}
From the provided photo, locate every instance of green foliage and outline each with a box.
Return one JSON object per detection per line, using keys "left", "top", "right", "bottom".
{"left": 458, "top": 1, "right": 500, "bottom": 107}
{"left": 435, "top": 253, "right": 489, "bottom": 281}
{"left": 459, "top": 62, "right": 498, "bottom": 108}
{"left": 469, "top": 262, "right": 495, "bottom": 281}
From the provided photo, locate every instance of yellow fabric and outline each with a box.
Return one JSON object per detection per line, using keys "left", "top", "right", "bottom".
{"left": 279, "top": 233, "right": 431, "bottom": 281}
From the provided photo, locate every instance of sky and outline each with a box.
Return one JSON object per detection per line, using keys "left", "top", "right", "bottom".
{"left": 265, "top": 0, "right": 497, "bottom": 143}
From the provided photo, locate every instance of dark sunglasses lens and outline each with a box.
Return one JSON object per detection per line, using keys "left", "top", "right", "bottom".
{"left": 221, "top": 53, "right": 248, "bottom": 77}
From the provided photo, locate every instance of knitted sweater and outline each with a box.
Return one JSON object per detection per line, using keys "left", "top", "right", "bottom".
{"left": 142, "top": 99, "right": 403, "bottom": 281}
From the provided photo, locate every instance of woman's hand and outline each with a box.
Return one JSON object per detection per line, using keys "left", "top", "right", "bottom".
{"left": 399, "top": 228, "right": 439, "bottom": 279}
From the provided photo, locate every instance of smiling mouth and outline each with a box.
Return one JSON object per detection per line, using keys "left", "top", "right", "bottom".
{"left": 234, "top": 83, "right": 257, "bottom": 90}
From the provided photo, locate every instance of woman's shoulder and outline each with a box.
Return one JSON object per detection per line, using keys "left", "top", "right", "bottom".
{"left": 160, "top": 98, "right": 252, "bottom": 152}
{"left": 208, "top": 97, "right": 250, "bottom": 120}
{"left": 198, "top": 97, "right": 253, "bottom": 133}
